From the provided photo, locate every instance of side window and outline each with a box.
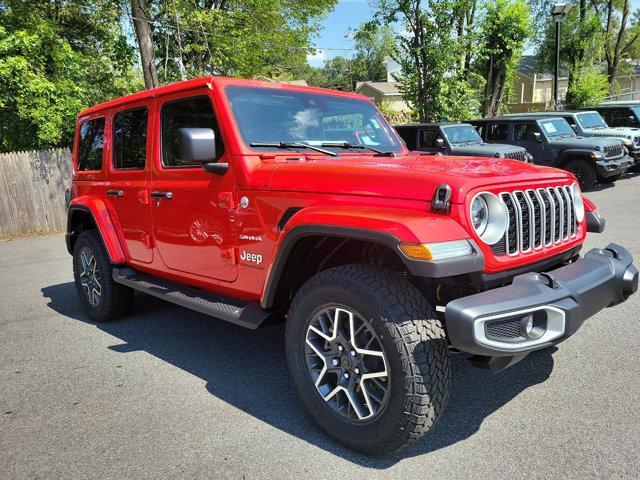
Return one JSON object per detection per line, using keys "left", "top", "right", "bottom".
{"left": 113, "top": 108, "right": 148, "bottom": 170}
{"left": 486, "top": 123, "right": 509, "bottom": 141}
{"left": 161, "top": 96, "right": 223, "bottom": 167}
{"left": 564, "top": 116, "right": 577, "bottom": 129}
{"left": 77, "top": 118, "right": 105, "bottom": 171}
{"left": 418, "top": 128, "right": 439, "bottom": 148}
{"left": 514, "top": 123, "right": 540, "bottom": 141}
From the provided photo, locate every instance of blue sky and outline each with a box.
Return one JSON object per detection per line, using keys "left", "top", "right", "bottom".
{"left": 308, "top": 0, "right": 374, "bottom": 67}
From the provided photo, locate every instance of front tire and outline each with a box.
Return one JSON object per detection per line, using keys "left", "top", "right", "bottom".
{"left": 285, "top": 264, "right": 451, "bottom": 455}
{"left": 72, "top": 230, "right": 133, "bottom": 322}
{"left": 564, "top": 159, "right": 597, "bottom": 191}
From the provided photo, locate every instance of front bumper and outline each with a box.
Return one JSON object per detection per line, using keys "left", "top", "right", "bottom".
{"left": 446, "top": 244, "right": 637, "bottom": 363}
{"left": 595, "top": 155, "right": 634, "bottom": 177}
{"left": 628, "top": 148, "right": 640, "bottom": 164}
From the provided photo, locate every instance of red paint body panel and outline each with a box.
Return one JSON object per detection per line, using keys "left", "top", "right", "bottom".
{"left": 70, "top": 76, "right": 591, "bottom": 304}
{"left": 70, "top": 196, "right": 127, "bottom": 264}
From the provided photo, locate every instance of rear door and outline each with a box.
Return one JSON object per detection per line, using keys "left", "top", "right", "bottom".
{"left": 513, "top": 123, "right": 549, "bottom": 164}
{"left": 484, "top": 123, "right": 510, "bottom": 145}
{"left": 150, "top": 91, "right": 237, "bottom": 282}
{"left": 106, "top": 103, "right": 153, "bottom": 263}
{"left": 417, "top": 127, "right": 444, "bottom": 153}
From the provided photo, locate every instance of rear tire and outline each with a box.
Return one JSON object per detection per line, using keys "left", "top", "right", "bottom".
{"left": 564, "top": 159, "right": 597, "bottom": 191}
{"left": 285, "top": 264, "right": 451, "bottom": 455}
{"left": 72, "top": 230, "right": 133, "bottom": 322}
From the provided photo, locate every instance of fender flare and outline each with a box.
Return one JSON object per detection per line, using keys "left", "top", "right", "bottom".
{"left": 260, "top": 206, "right": 484, "bottom": 309}
{"left": 67, "top": 197, "right": 127, "bottom": 264}
{"left": 557, "top": 149, "right": 594, "bottom": 167}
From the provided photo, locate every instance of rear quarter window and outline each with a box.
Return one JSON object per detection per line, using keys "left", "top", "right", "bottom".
{"left": 77, "top": 118, "right": 105, "bottom": 171}
{"left": 113, "top": 108, "right": 148, "bottom": 170}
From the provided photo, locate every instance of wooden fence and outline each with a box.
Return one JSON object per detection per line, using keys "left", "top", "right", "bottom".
{"left": 0, "top": 148, "right": 72, "bottom": 237}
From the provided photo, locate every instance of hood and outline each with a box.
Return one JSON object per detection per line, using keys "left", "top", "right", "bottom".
{"left": 268, "top": 153, "right": 569, "bottom": 203}
{"left": 549, "top": 135, "right": 621, "bottom": 149}
{"left": 449, "top": 143, "right": 525, "bottom": 157}
{"left": 583, "top": 126, "right": 640, "bottom": 141}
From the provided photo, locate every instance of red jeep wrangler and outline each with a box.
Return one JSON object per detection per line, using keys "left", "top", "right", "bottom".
{"left": 66, "top": 77, "right": 638, "bottom": 455}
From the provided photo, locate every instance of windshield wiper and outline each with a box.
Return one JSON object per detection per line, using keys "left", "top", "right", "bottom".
{"left": 318, "top": 141, "right": 396, "bottom": 157}
{"left": 250, "top": 141, "right": 339, "bottom": 157}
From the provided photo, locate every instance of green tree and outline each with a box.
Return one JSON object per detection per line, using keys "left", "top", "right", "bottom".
{"left": 373, "top": 0, "right": 479, "bottom": 122}
{"left": 351, "top": 23, "right": 395, "bottom": 83}
{"left": 567, "top": 66, "right": 609, "bottom": 108}
{"left": 476, "top": 0, "right": 532, "bottom": 116}
{"left": 0, "top": 0, "right": 139, "bottom": 151}
{"left": 130, "top": 0, "right": 337, "bottom": 85}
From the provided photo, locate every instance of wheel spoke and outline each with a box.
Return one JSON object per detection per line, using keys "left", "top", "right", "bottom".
{"left": 304, "top": 306, "right": 390, "bottom": 422}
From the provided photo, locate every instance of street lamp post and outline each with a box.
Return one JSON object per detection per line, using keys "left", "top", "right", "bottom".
{"left": 551, "top": 3, "right": 573, "bottom": 109}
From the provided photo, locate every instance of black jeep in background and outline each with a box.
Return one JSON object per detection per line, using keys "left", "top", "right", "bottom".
{"left": 588, "top": 102, "right": 640, "bottom": 128}
{"left": 394, "top": 123, "right": 531, "bottom": 162}
{"left": 468, "top": 116, "right": 633, "bottom": 190}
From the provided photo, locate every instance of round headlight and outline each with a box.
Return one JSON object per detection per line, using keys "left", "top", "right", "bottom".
{"left": 470, "top": 192, "right": 508, "bottom": 245}
{"left": 471, "top": 196, "right": 488, "bottom": 234}
{"left": 571, "top": 183, "right": 585, "bottom": 223}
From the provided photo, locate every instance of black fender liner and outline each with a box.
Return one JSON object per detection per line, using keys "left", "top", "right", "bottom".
{"left": 260, "top": 224, "right": 484, "bottom": 309}
{"left": 556, "top": 149, "right": 594, "bottom": 167}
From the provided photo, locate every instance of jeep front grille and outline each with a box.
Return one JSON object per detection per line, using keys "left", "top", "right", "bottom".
{"left": 490, "top": 186, "right": 577, "bottom": 256}
{"left": 503, "top": 150, "right": 526, "bottom": 161}
{"left": 603, "top": 144, "right": 623, "bottom": 158}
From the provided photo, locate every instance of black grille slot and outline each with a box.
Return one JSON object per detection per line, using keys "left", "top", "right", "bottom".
{"left": 565, "top": 186, "right": 576, "bottom": 235}
{"left": 603, "top": 144, "right": 623, "bottom": 158}
{"left": 539, "top": 189, "right": 552, "bottom": 245}
{"left": 527, "top": 190, "right": 542, "bottom": 248}
{"left": 515, "top": 192, "right": 530, "bottom": 250}
{"left": 550, "top": 188, "right": 561, "bottom": 241}
{"left": 485, "top": 318, "right": 522, "bottom": 340}
{"left": 501, "top": 193, "right": 517, "bottom": 254}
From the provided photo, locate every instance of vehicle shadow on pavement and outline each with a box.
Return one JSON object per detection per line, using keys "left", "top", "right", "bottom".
{"left": 42, "top": 282, "right": 556, "bottom": 469}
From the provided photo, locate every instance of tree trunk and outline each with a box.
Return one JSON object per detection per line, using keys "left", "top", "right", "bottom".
{"left": 130, "top": 0, "right": 158, "bottom": 89}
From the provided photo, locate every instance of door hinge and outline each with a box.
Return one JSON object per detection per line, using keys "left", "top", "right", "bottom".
{"left": 221, "top": 247, "right": 236, "bottom": 265}
{"left": 218, "top": 192, "right": 235, "bottom": 209}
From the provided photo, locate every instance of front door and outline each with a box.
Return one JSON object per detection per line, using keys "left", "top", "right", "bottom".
{"left": 106, "top": 102, "right": 153, "bottom": 263}
{"left": 151, "top": 92, "right": 237, "bottom": 282}
{"left": 513, "top": 123, "right": 550, "bottom": 165}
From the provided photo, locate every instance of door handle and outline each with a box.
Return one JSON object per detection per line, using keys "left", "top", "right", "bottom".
{"left": 106, "top": 189, "right": 123, "bottom": 197}
{"left": 151, "top": 191, "right": 173, "bottom": 199}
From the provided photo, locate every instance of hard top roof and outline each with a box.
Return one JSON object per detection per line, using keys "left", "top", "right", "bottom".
{"left": 78, "top": 76, "right": 371, "bottom": 119}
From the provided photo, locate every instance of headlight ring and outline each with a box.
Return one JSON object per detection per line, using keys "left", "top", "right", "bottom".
{"left": 571, "top": 183, "right": 585, "bottom": 223}
{"left": 470, "top": 192, "right": 508, "bottom": 245}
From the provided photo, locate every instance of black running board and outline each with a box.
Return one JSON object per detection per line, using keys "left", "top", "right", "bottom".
{"left": 112, "top": 268, "right": 278, "bottom": 329}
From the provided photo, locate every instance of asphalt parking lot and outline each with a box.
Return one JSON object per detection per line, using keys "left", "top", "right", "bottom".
{"left": 2, "top": 174, "right": 640, "bottom": 480}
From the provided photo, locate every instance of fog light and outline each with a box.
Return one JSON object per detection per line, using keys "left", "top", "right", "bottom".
{"left": 520, "top": 311, "right": 547, "bottom": 339}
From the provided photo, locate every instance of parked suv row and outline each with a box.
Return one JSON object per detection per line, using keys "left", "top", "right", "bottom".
{"left": 394, "top": 123, "right": 531, "bottom": 162}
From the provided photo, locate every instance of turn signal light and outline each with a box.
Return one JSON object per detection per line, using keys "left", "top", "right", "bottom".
{"left": 399, "top": 240, "right": 472, "bottom": 261}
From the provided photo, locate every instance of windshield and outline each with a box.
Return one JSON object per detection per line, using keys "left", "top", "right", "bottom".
{"left": 631, "top": 106, "right": 640, "bottom": 121}
{"left": 539, "top": 118, "right": 575, "bottom": 138}
{"left": 441, "top": 124, "right": 483, "bottom": 145}
{"left": 576, "top": 112, "right": 607, "bottom": 129}
{"left": 225, "top": 86, "right": 403, "bottom": 153}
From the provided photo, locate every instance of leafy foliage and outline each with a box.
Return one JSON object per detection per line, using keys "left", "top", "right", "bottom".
{"left": 0, "top": 0, "right": 139, "bottom": 152}
{"left": 567, "top": 66, "right": 609, "bottom": 108}
{"left": 476, "top": 0, "right": 532, "bottom": 116}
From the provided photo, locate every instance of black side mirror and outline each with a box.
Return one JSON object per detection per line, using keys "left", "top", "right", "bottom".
{"left": 178, "top": 128, "right": 228, "bottom": 174}
{"left": 533, "top": 132, "right": 542, "bottom": 142}
{"left": 570, "top": 124, "right": 577, "bottom": 131}
{"left": 435, "top": 138, "right": 445, "bottom": 149}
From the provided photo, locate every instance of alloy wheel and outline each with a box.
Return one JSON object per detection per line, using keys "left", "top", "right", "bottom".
{"left": 79, "top": 247, "right": 101, "bottom": 306}
{"left": 304, "top": 307, "right": 390, "bottom": 421}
